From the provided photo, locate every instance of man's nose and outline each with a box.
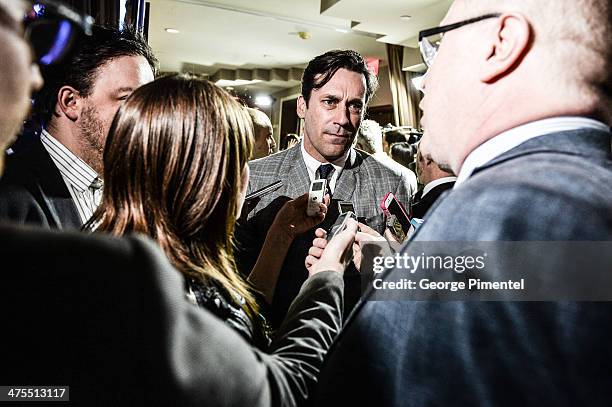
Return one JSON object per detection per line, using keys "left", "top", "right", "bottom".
{"left": 31, "top": 64, "right": 44, "bottom": 93}
{"left": 333, "top": 104, "right": 351, "bottom": 127}
{"left": 419, "top": 70, "right": 429, "bottom": 93}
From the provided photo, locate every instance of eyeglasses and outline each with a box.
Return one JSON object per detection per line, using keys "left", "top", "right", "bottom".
{"left": 418, "top": 13, "right": 501, "bottom": 68}
{"left": 24, "top": 1, "right": 94, "bottom": 66}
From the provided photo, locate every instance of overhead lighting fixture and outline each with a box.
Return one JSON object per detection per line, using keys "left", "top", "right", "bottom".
{"left": 400, "top": 15, "right": 412, "bottom": 21}
{"left": 165, "top": 28, "right": 180, "bottom": 34}
{"left": 335, "top": 28, "right": 349, "bottom": 34}
{"left": 215, "top": 79, "right": 262, "bottom": 87}
{"left": 254, "top": 95, "right": 272, "bottom": 107}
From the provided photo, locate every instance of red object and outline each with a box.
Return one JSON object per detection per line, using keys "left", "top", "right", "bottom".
{"left": 365, "top": 57, "right": 380, "bottom": 76}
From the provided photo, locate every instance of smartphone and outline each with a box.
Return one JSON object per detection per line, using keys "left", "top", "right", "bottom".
{"left": 380, "top": 192, "right": 411, "bottom": 237}
{"left": 245, "top": 180, "right": 283, "bottom": 203}
{"left": 307, "top": 179, "right": 327, "bottom": 216}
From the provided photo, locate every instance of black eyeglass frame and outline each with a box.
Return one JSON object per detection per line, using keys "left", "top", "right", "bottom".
{"left": 21, "top": 1, "right": 94, "bottom": 66}
{"left": 418, "top": 13, "right": 501, "bottom": 42}
{"left": 418, "top": 13, "right": 501, "bottom": 67}
{"left": 25, "top": 1, "right": 94, "bottom": 36}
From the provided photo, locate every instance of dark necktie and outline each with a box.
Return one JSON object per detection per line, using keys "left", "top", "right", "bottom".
{"left": 413, "top": 188, "right": 423, "bottom": 202}
{"left": 410, "top": 188, "right": 423, "bottom": 218}
{"left": 316, "top": 164, "right": 334, "bottom": 197}
{"left": 89, "top": 176, "right": 104, "bottom": 207}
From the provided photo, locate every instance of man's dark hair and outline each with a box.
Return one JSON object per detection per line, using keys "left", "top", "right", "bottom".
{"left": 383, "top": 129, "right": 408, "bottom": 145}
{"left": 34, "top": 25, "right": 158, "bottom": 124}
{"left": 301, "top": 49, "right": 378, "bottom": 106}
{"left": 390, "top": 142, "right": 415, "bottom": 169}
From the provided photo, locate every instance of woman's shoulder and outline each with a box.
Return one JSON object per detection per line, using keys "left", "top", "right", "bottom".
{"left": 186, "top": 278, "right": 270, "bottom": 347}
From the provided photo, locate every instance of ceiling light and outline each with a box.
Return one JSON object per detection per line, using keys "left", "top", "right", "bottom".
{"left": 254, "top": 95, "right": 272, "bottom": 107}
{"left": 165, "top": 28, "right": 180, "bottom": 34}
{"left": 215, "top": 79, "right": 262, "bottom": 87}
{"left": 335, "top": 28, "right": 349, "bottom": 34}
{"left": 400, "top": 15, "right": 412, "bottom": 21}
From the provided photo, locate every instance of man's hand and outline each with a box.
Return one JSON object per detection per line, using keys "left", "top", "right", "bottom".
{"left": 270, "top": 193, "right": 329, "bottom": 241}
{"left": 352, "top": 223, "right": 383, "bottom": 270}
{"left": 305, "top": 228, "right": 328, "bottom": 272}
{"left": 307, "top": 218, "right": 358, "bottom": 276}
{"left": 352, "top": 222, "right": 399, "bottom": 270}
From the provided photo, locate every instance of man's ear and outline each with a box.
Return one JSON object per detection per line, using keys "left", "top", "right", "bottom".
{"left": 56, "top": 86, "right": 81, "bottom": 121}
{"left": 480, "top": 13, "right": 531, "bottom": 83}
{"left": 296, "top": 95, "right": 307, "bottom": 119}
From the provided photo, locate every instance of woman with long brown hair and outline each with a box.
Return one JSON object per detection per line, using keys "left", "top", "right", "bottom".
{"left": 87, "top": 74, "right": 355, "bottom": 404}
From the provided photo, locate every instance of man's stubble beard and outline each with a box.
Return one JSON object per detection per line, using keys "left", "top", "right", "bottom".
{"left": 78, "top": 105, "right": 106, "bottom": 175}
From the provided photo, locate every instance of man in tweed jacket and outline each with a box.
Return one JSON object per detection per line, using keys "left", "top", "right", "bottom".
{"left": 235, "top": 50, "right": 414, "bottom": 326}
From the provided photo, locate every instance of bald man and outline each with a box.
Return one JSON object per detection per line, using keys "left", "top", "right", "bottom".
{"left": 247, "top": 108, "right": 276, "bottom": 159}
{"left": 315, "top": 0, "right": 612, "bottom": 405}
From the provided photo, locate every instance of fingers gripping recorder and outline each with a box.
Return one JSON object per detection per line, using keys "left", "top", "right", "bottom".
{"left": 326, "top": 211, "right": 358, "bottom": 267}
{"left": 307, "top": 179, "right": 327, "bottom": 217}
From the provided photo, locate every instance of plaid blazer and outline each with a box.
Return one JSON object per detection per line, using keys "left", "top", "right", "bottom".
{"left": 235, "top": 142, "right": 414, "bottom": 326}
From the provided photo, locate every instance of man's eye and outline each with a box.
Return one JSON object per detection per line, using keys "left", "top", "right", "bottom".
{"left": 349, "top": 104, "right": 363, "bottom": 113}
{"left": 322, "top": 99, "right": 336, "bottom": 107}
{"left": 118, "top": 95, "right": 129, "bottom": 101}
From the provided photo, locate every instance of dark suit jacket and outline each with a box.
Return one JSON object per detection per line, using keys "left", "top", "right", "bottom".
{"left": 0, "top": 138, "right": 81, "bottom": 229}
{"left": 315, "top": 128, "right": 612, "bottom": 406}
{"left": 0, "top": 223, "right": 345, "bottom": 407}
{"left": 410, "top": 178, "right": 455, "bottom": 219}
{"left": 236, "top": 144, "right": 413, "bottom": 326}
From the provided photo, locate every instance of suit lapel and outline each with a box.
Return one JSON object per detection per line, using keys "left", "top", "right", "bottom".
{"left": 473, "top": 128, "right": 611, "bottom": 177}
{"left": 30, "top": 140, "right": 82, "bottom": 229}
{"left": 333, "top": 148, "right": 359, "bottom": 202}
{"left": 283, "top": 145, "right": 312, "bottom": 198}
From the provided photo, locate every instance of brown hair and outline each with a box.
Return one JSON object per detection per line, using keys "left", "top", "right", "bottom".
{"left": 87, "top": 74, "right": 259, "bottom": 318}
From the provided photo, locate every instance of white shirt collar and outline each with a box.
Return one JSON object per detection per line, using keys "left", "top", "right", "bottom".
{"left": 300, "top": 141, "right": 352, "bottom": 193}
{"left": 455, "top": 116, "right": 610, "bottom": 187}
{"left": 422, "top": 176, "right": 457, "bottom": 198}
{"left": 40, "top": 129, "right": 100, "bottom": 191}
{"left": 40, "top": 128, "right": 103, "bottom": 224}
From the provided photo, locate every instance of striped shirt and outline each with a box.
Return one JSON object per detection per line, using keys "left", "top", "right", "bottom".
{"left": 40, "top": 129, "right": 103, "bottom": 224}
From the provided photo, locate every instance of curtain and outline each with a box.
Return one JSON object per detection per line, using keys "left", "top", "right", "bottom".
{"left": 61, "top": 0, "right": 121, "bottom": 27}
{"left": 57, "top": 1, "right": 151, "bottom": 37}
{"left": 405, "top": 71, "right": 423, "bottom": 130}
{"left": 125, "top": 0, "right": 149, "bottom": 34}
{"left": 385, "top": 43, "right": 421, "bottom": 129}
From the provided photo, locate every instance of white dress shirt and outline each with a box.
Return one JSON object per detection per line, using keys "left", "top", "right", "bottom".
{"left": 455, "top": 116, "right": 610, "bottom": 187}
{"left": 41, "top": 129, "right": 103, "bottom": 224}
{"left": 300, "top": 142, "right": 353, "bottom": 193}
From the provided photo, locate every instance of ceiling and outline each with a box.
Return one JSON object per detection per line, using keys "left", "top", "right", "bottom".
{"left": 147, "top": 0, "right": 452, "bottom": 94}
